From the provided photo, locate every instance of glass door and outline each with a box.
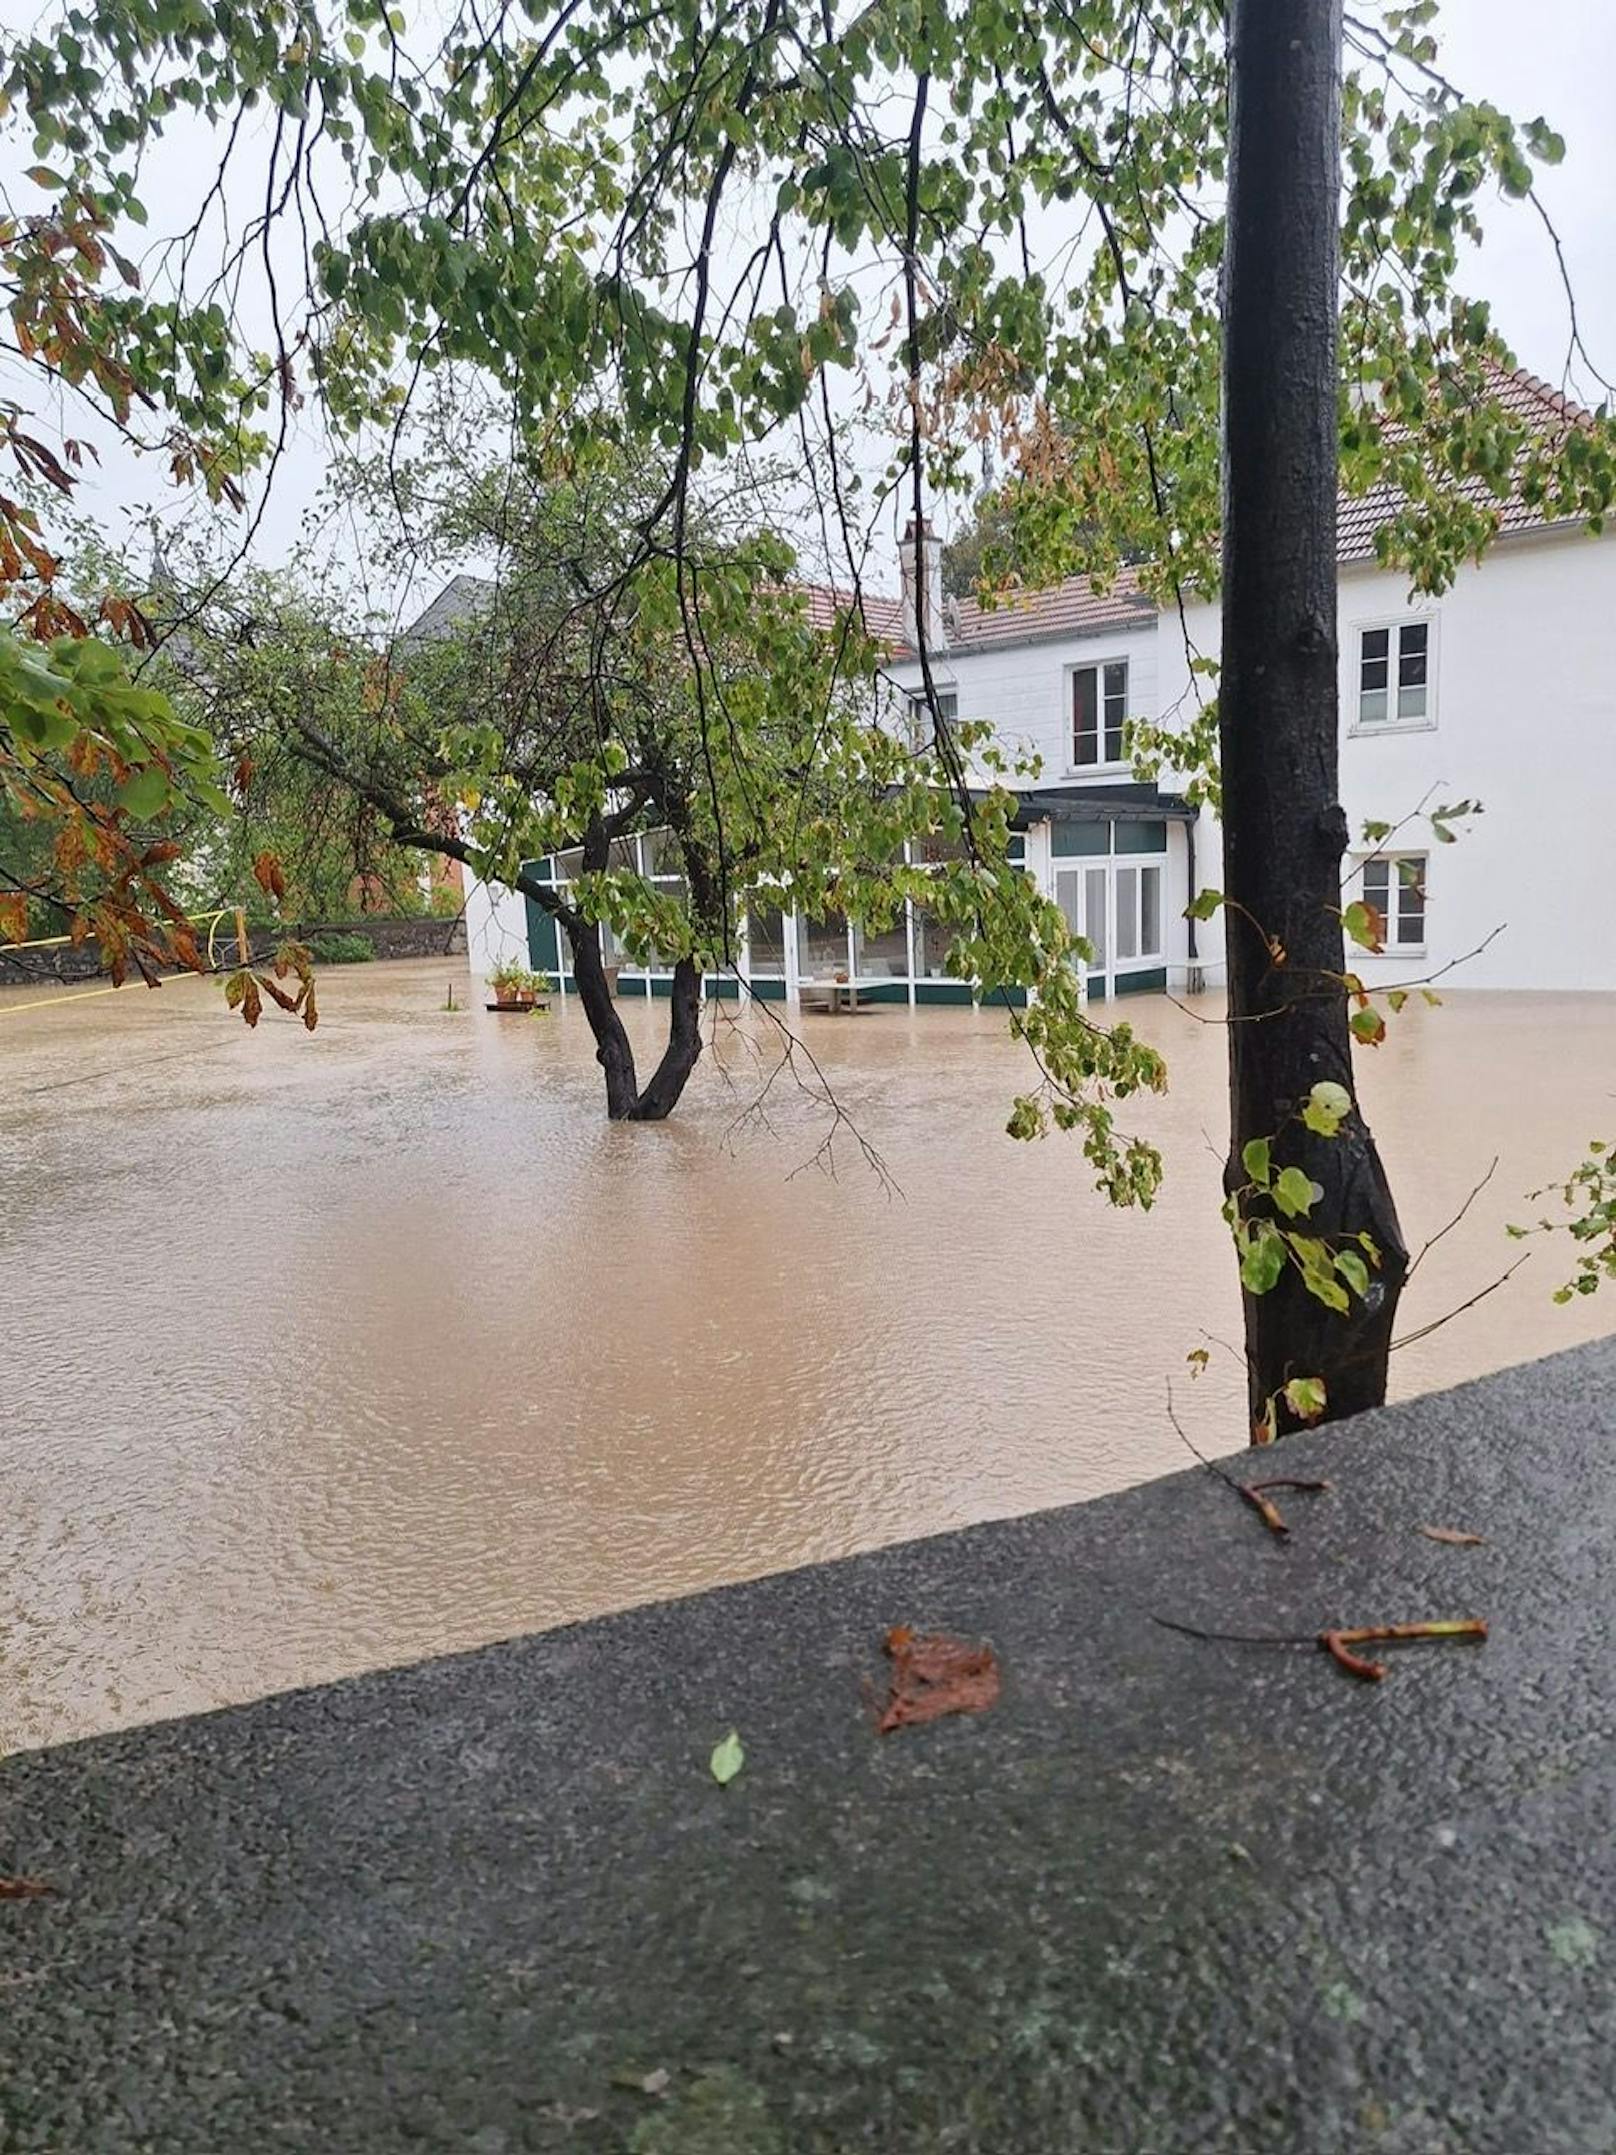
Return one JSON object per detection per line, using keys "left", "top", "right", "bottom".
{"left": 1055, "top": 865, "right": 1111, "bottom": 996}
{"left": 1112, "top": 863, "right": 1163, "bottom": 972}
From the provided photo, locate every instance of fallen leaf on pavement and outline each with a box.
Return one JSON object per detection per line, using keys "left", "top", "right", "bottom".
{"left": 1320, "top": 1617, "right": 1488, "bottom": 1682}
{"left": 1417, "top": 1525, "right": 1486, "bottom": 1547}
{"left": 0, "top": 1877, "right": 53, "bottom": 1899}
{"left": 610, "top": 2067, "right": 671, "bottom": 2098}
{"left": 709, "top": 1729, "right": 745, "bottom": 1786}
{"left": 876, "top": 1626, "right": 1000, "bottom": 1734}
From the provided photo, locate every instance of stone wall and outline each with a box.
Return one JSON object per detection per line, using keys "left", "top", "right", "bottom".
{"left": 0, "top": 913, "right": 465, "bottom": 985}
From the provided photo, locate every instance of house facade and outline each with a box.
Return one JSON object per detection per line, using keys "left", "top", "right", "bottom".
{"left": 462, "top": 369, "right": 1616, "bottom": 1003}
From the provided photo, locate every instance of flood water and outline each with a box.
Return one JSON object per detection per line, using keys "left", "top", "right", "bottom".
{"left": 2, "top": 956, "right": 1612, "bottom": 1752}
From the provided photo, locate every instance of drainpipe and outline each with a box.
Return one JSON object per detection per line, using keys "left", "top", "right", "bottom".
{"left": 1185, "top": 814, "right": 1198, "bottom": 964}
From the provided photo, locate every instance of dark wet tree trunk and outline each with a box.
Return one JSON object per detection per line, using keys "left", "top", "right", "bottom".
{"left": 562, "top": 815, "right": 704, "bottom": 1123}
{"left": 564, "top": 910, "right": 642, "bottom": 1120}
{"left": 1221, "top": 0, "right": 1409, "bottom": 1437}
{"left": 629, "top": 955, "right": 703, "bottom": 1120}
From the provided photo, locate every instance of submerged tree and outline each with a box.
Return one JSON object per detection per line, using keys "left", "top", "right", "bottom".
{"left": 5, "top": 0, "right": 1612, "bottom": 1415}
{"left": 172, "top": 445, "right": 1165, "bottom": 1145}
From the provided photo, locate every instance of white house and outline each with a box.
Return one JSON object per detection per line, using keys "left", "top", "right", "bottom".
{"left": 461, "top": 367, "right": 1616, "bottom": 1003}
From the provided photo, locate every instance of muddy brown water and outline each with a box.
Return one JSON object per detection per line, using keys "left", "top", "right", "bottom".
{"left": 2, "top": 957, "right": 1611, "bottom": 1752}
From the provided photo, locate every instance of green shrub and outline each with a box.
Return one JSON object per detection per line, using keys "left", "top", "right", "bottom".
{"left": 306, "top": 931, "right": 376, "bottom": 964}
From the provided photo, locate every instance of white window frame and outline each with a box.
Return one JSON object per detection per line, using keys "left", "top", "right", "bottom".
{"left": 1357, "top": 850, "right": 1429, "bottom": 959}
{"left": 1348, "top": 613, "right": 1438, "bottom": 736}
{"left": 1048, "top": 822, "right": 1170, "bottom": 992}
{"left": 903, "top": 682, "right": 959, "bottom": 752}
{"left": 1066, "top": 656, "right": 1131, "bottom": 775}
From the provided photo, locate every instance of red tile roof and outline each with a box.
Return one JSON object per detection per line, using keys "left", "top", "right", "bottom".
{"left": 854, "top": 367, "right": 1600, "bottom": 654}
{"left": 800, "top": 565, "right": 1154, "bottom": 660}
{"left": 1336, "top": 363, "right": 1597, "bottom": 563}
{"left": 795, "top": 583, "right": 909, "bottom": 646}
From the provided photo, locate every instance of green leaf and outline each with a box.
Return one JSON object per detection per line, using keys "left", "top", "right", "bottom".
{"left": 1342, "top": 900, "right": 1383, "bottom": 952}
{"left": 1241, "top": 1136, "right": 1271, "bottom": 1187}
{"left": 1386, "top": 988, "right": 1408, "bottom": 1013}
{"left": 1301, "top": 1079, "right": 1352, "bottom": 1137}
{"left": 1335, "top": 1248, "right": 1370, "bottom": 1297}
{"left": 1239, "top": 1225, "right": 1286, "bottom": 1297}
{"left": 116, "top": 765, "right": 171, "bottom": 819}
{"left": 1283, "top": 1375, "right": 1327, "bottom": 1423}
{"left": 1272, "top": 1166, "right": 1317, "bottom": 1220}
{"left": 1350, "top": 1006, "right": 1387, "bottom": 1047}
{"left": 709, "top": 1729, "right": 745, "bottom": 1786}
{"left": 1184, "top": 887, "right": 1224, "bottom": 922}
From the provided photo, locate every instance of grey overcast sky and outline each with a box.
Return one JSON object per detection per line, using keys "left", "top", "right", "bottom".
{"left": 1, "top": 0, "right": 1612, "bottom": 592}
{"left": 1433, "top": 0, "right": 1616, "bottom": 394}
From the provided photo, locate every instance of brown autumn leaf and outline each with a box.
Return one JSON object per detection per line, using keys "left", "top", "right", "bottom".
{"left": 875, "top": 1626, "right": 1000, "bottom": 1735}
{"left": 256, "top": 971, "right": 301, "bottom": 1014}
{"left": 251, "top": 849, "right": 287, "bottom": 902}
{"left": 0, "top": 1876, "right": 54, "bottom": 1899}
{"left": 1417, "top": 1525, "right": 1487, "bottom": 1548}
{"left": 0, "top": 891, "right": 28, "bottom": 945}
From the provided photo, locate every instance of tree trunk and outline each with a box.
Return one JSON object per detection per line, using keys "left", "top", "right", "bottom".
{"left": 629, "top": 955, "right": 704, "bottom": 1120}
{"left": 1221, "top": 0, "right": 1409, "bottom": 1438}
{"left": 565, "top": 912, "right": 642, "bottom": 1120}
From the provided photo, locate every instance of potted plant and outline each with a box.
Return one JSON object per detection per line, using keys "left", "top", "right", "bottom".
{"left": 489, "top": 959, "right": 532, "bottom": 1008}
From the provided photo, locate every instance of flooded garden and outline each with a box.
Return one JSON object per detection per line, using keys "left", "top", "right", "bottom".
{"left": 2, "top": 956, "right": 1611, "bottom": 1753}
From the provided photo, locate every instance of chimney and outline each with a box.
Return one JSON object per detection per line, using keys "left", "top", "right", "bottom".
{"left": 898, "top": 516, "right": 945, "bottom": 654}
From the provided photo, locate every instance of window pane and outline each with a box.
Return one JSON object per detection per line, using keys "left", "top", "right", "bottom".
{"left": 1103, "top": 661, "right": 1128, "bottom": 762}
{"left": 937, "top": 690, "right": 959, "bottom": 724}
{"left": 1396, "top": 855, "right": 1427, "bottom": 944}
{"left": 746, "top": 903, "right": 786, "bottom": 977}
{"left": 1051, "top": 821, "right": 1108, "bottom": 857}
{"left": 1140, "top": 866, "right": 1161, "bottom": 956}
{"left": 1398, "top": 621, "right": 1429, "bottom": 665}
{"left": 1358, "top": 686, "right": 1388, "bottom": 725}
{"left": 1005, "top": 832, "right": 1026, "bottom": 865}
{"left": 1115, "top": 867, "right": 1139, "bottom": 960}
{"left": 641, "top": 829, "right": 680, "bottom": 877}
{"left": 1363, "top": 860, "right": 1390, "bottom": 906}
{"left": 556, "top": 846, "right": 585, "bottom": 882}
{"left": 1072, "top": 668, "right": 1097, "bottom": 764}
{"left": 853, "top": 914, "right": 909, "bottom": 977}
{"left": 916, "top": 829, "right": 965, "bottom": 865}
{"left": 1054, "top": 870, "right": 1083, "bottom": 939}
{"left": 1084, "top": 867, "right": 1109, "bottom": 970}
{"left": 913, "top": 906, "right": 961, "bottom": 979}
{"left": 1115, "top": 819, "right": 1167, "bottom": 855}
{"left": 1396, "top": 682, "right": 1427, "bottom": 720}
{"left": 1360, "top": 627, "right": 1389, "bottom": 676}
{"left": 797, "top": 910, "right": 851, "bottom": 978}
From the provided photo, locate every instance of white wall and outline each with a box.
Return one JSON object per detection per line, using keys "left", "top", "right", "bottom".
{"left": 463, "top": 870, "right": 532, "bottom": 988}
{"left": 1158, "top": 526, "right": 1616, "bottom": 992}
{"left": 888, "top": 619, "right": 1160, "bottom": 790}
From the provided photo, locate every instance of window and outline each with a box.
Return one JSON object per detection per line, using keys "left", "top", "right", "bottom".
{"left": 1362, "top": 854, "right": 1427, "bottom": 951}
{"left": 1356, "top": 620, "right": 1431, "bottom": 728}
{"left": 906, "top": 686, "right": 958, "bottom": 747}
{"left": 1072, "top": 660, "right": 1128, "bottom": 767}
